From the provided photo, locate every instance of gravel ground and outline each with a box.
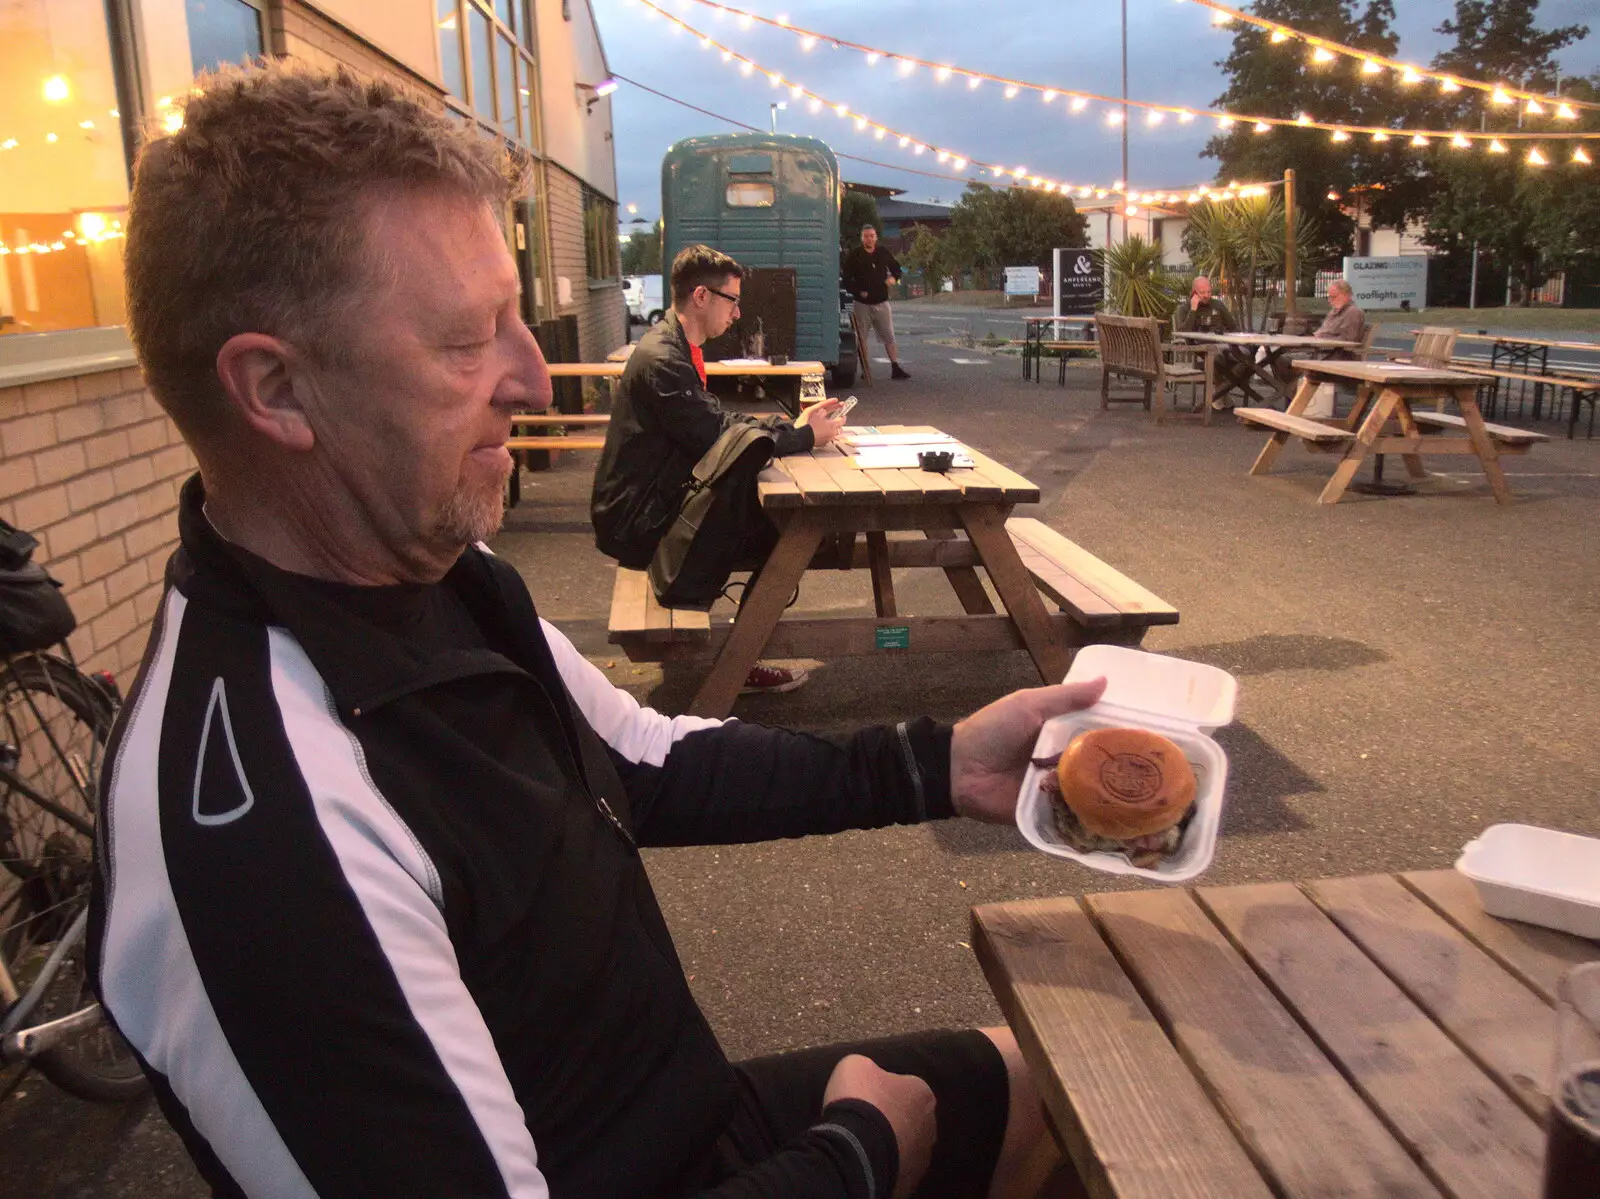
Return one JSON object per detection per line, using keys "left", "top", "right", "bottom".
{"left": 4, "top": 311, "right": 1596, "bottom": 1195}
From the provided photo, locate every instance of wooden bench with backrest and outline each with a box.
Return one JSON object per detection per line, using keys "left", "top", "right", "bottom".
{"left": 1387, "top": 326, "right": 1458, "bottom": 368}
{"left": 1093, "top": 314, "right": 1214, "bottom": 424}
{"left": 605, "top": 519, "right": 1179, "bottom": 662}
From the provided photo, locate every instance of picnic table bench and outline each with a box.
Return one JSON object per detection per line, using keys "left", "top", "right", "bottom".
{"left": 605, "top": 426, "right": 1177, "bottom": 716}
{"left": 973, "top": 868, "right": 1600, "bottom": 1199}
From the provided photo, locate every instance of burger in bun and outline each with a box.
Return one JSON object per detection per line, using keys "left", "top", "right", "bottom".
{"left": 1035, "top": 727, "right": 1196, "bottom": 868}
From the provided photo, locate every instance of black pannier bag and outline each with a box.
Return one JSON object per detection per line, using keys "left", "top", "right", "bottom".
{"left": 0, "top": 519, "right": 76, "bottom": 655}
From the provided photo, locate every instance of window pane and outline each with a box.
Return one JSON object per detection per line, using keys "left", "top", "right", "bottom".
{"left": 521, "top": 55, "right": 539, "bottom": 151}
{"left": 0, "top": 4, "right": 129, "bottom": 336}
{"left": 494, "top": 0, "right": 514, "bottom": 31}
{"left": 496, "top": 35, "right": 516, "bottom": 138}
{"left": 185, "top": 0, "right": 263, "bottom": 75}
{"left": 437, "top": 0, "right": 464, "bottom": 99}
{"left": 726, "top": 182, "right": 775, "bottom": 208}
{"left": 518, "top": 0, "right": 534, "bottom": 51}
{"left": 468, "top": 5, "right": 494, "bottom": 121}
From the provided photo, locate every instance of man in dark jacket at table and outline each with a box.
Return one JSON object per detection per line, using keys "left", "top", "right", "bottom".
{"left": 841, "top": 225, "right": 911, "bottom": 380}
{"left": 592, "top": 244, "right": 846, "bottom": 693}
{"left": 1173, "top": 276, "right": 1248, "bottom": 410}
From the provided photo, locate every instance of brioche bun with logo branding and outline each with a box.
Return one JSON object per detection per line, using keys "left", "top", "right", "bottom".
{"left": 1056, "top": 727, "right": 1196, "bottom": 842}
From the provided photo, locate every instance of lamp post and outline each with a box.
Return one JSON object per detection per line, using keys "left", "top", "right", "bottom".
{"left": 770, "top": 101, "right": 786, "bottom": 133}
{"left": 1121, "top": 0, "right": 1130, "bottom": 243}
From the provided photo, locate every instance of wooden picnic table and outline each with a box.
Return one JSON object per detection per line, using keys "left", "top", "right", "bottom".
{"left": 1240, "top": 359, "right": 1546, "bottom": 505}
{"left": 1022, "top": 316, "right": 1097, "bottom": 382}
{"left": 1407, "top": 330, "right": 1600, "bottom": 431}
{"left": 1174, "top": 331, "right": 1363, "bottom": 406}
{"left": 973, "top": 869, "right": 1600, "bottom": 1199}
{"left": 680, "top": 426, "right": 1069, "bottom": 717}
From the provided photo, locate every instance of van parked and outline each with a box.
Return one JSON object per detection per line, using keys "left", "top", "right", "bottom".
{"left": 622, "top": 274, "right": 665, "bottom": 326}
{"left": 662, "top": 132, "right": 856, "bottom": 387}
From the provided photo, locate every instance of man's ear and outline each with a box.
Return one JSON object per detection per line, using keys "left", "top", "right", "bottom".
{"left": 214, "top": 333, "right": 317, "bottom": 452}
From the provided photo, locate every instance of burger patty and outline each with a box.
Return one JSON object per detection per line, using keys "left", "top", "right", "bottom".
{"left": 1036, "top": 758, "right": 1189, "bottom": 868}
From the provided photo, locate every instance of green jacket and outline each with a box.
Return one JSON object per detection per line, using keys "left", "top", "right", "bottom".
{"left": 1173, "top": 296, "right": 1237, "bottom": 335}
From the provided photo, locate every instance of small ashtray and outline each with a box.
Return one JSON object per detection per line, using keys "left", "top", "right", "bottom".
{"left": 918, "top": 450, "right": 954, "bottom": 473}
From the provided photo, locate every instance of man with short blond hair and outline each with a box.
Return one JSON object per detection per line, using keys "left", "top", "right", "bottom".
{"left": 92, "top": 59, "right": 1098, "bottom": 1199}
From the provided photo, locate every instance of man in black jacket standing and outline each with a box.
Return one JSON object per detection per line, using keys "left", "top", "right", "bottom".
{"left": 841, "top": 225, "right": 911, "bottom": 380}
{"left": 592, "top": 244, "right": 846, "bottom": 693}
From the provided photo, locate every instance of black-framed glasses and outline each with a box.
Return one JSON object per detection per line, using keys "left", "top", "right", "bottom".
{"left": 704, "top": 285, "right": 741, "bottom": 308}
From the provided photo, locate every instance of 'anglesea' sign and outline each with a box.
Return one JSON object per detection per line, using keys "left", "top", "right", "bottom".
{"left": 1342, "top": 256, "right": 1428, "bottom": 309}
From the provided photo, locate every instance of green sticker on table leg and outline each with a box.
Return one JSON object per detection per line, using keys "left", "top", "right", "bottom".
{"left": 875, "top": 625, "right": 911, "bottom": 650}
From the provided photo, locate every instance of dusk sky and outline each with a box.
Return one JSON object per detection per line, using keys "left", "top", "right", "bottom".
{"left": 592, "top": 0, "right": 1599, "bottom": 225}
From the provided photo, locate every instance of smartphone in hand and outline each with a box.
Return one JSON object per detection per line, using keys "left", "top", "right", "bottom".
{"left": 838, "top": 396, "right": 858, "bottom": 418}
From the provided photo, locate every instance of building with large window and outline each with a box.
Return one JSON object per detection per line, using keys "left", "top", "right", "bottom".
{"left": 1, "top": 0, "right": 622, "bottom": 682}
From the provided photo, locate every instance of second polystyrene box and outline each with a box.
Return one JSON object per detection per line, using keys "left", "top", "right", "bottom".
{"left": 1015, "top": 645, "right": 1238, "bottom": 884}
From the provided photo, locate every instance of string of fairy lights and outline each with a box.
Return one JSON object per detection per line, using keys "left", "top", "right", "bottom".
{"left": 635, "top": 0, "right": 1282, "bottom": 202}
{"left": 1184, "top": 0, "right": 1600, "bottom": 113}
{"left": 644, "top": 0, "right": 1598, "bottom": 167}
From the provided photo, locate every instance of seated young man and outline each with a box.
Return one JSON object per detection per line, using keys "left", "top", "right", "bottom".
{"left": 591, "top": 245, "right": 846, "bottom": 694}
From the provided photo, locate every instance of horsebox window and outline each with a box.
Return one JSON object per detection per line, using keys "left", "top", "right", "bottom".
{"left": 726, "top": 182, "right": 775, "bottom": 208}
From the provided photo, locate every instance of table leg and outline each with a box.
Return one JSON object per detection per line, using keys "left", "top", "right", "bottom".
{"left": 1249, "top": 374, "right": 1317, "bottom": 477}
{"left": 687, "top": 511, "right": 827, "bottom": 717}
{"left": 1390, "top": 400, "right": 1429, "bottom": 479}
{"left": 865, "top": 532, "right": 897, "bottom": 618}
{"left": 959, "top": 506, "right": 1071, "bottom": 685}
{"left": 925, "top": 529, "right": 997, "bottom": 614}
{"left": 1319, "top": 387, "right": 1399, "bottom": 505}
{"left": 1455, "top": 387, "right": 1513, "bottom": 505}
{"left": 1254, "top": 347, "right": 1294, "bottom": 407}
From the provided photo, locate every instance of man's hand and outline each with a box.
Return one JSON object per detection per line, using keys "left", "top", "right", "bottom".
{"left": 799, "top": 398, "right": 847, "bottom": 446}
{"left": 823, "top": 1055, "right": 936, "bottom": 1199}
{"left": 949, "top": 678, "right": 1107, "bottom": 823}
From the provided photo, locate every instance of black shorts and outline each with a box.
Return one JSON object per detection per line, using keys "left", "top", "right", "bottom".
{"left": 696, "top": 1029, "right": 1010, "bottom": 1199}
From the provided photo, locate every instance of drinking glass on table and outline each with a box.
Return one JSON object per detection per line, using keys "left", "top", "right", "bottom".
{"left": 1544, "top": 962, "right": 1600, "bottom": 1199}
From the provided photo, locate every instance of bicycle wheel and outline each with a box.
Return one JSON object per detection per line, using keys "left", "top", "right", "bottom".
{"left": 0, "top": 653, "right": 146, "bottom": 1101}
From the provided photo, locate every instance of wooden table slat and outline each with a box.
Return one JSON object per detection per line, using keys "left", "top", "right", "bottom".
{"left": 962, "top": 447, "right": 1044, "bottom": 502}
{"left": 1088, "top": 889, "right": 1443, "bottom": 1199}
{"left": 972, "top": 899, "right": 1274, "bottom": 1199}
{"left": 1401, "top": 870, "right": 1600, "bottom": 1005}
{"left": 756, "top": 465, "right": 804, "bottom": 509}
{"left": 1007, "top": 519, "right": 1177, "bottom": 618}
{"left": 857, "top": 468, "right": 928, "bottom": 503}
{"left": 1199, "top": 882, "right": 1544, "bottom": 1199}
{"left": 810, "top": 446, "right": 890, "bottom": 502}
{"left": 777, "top": 454, "right": 851, "bottom": 504}
{"left": 1306, "top": 875, "right": 1557, "bottom": 1118}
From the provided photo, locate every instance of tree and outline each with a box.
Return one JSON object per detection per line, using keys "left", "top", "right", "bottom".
{"left": 901, "top": 224, "right": 954, "bottom": 293}
{"left": 1183, "top": 193, "right": 1325, "bottom": 328}
{"left": 1105, "top": 236, "right": 1178, "bottom": 320}
{"left": 945, "top": 183, "right": 1089, "bottom": 286}
{"left": 1203, "top": 0, "right": 1425, "bottom": 247}
{"left": 1420, "top": 4, "right": 1593, "bottom": 304}
{"left": 620, "top": 220, "right": 662, "bottom": 275}
{"left": 840, "top": 191, "right": 881, "bottom": 251}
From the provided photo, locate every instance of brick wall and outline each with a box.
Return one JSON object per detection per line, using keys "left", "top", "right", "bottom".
{"left": 545, "top": 165, "right": 626, "bottom": 361}
{"left": 0, "top": 370, "right": 194, "bottom": 683}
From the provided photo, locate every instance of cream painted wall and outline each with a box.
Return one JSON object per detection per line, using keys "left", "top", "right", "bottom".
{"left": 533, "top": 0, "right": 616, "bottom": 198}
{"left": 301, "top": 0, "right": 442, "bottom": 84}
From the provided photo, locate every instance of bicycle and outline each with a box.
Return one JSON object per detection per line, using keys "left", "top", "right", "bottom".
{"left": 0, "top": 521, "right": 147, "bottom": 1101}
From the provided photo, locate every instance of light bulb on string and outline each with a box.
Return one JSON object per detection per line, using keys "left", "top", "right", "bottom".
{"left": 1107, "top": 110, "right": 1124, "bottom": 126}
{"left": 1574, "top": 147, "right": 1592, "bottom": 164}
{"left": 936, "top": 150, "right": 949, "bottom": 163}
{"left": 1440, "top": 79, "right": 1460, "bottom": 93}
{"left": 1491, "top": 88, "right": 1512, "bottom": 105}
{"left": 1488, "top": 139, "right": 1506, "bottom": 153}
{"left": 967, "top": 76, "right": 981, "bottom": 90}
{"left": 1524, "top": 100, "right": 1544, "bottom": 116}
{"left": 1070, "top": 96, "right": 1088, "bottom": 112}
{"left": 865, "top": 52, "right": 879, "bottom": 66}
{"left": 1527, "top": 147, "right": 1547, "bottom": 165}
{"left": 1400, "top": 67, "right": 1422, "bottom": 85}
{"left": 936, "top": 67, "right": 952, "bottom": 82}
{"left": 1253, "top": 121, "right": 1270, "bottom": 133}
{"left": 1361, "top": 59, "right": 1382, "bottom": 76}
{"left": 1178, "top": 111, "right": 1195, "bottom": 123}
{"left": 1330, "top": 129, "right": 1350, "bottom": 142}
{"left": 740, "top": 60, "right": 753, "bottom": 75}
{"left": 898, "top": 59, "right": 915, "bottom": 76}
{"left": 1210, "top": 10, "right": 1229, "bottom": 25}
{"left": 1270, "top": 30, "right": 1289, "bottom": 43}
{"left": 808, "top": 98, "right": 821, "bottom": 113}
{"left": 1146, "top": 110, "right": 1164, "bottom": 125}
{"left": 1411, "top": 134, "right": 1428, "bottom": 146}
{"left": 950, "top": 156, "right": 964, "bottom": 168}
{"left": 720, "top": 49, "right": 731, "bottom": 61}
{"left": 1295, "top": 112, "right": 1312, "bottom": 125}
{"left": 800, "top": 35, "right": 815, "bottom": 50}
{"left": 790, "top": 84, "right": 802, "bottom": 98}
{"left": 833, "top": 102, "right": 847, "bottom": 116}
{"left": 1218, "top": 116, "right": 1235, "bottom": 129}
{"left": 1311, "top": 48, "right": 1335, "bottom": 65}
{"left": 1557, "top": 104, "right": 1576, "bottom": 120}
{"left": 898, "top": 135, "right": 909, "bottom": 147}
{"left": 1450, "top": 134, "right": 1470, "bottom": 149}
{"left": 1004, "top": 85, "right": 1019, "bottom": 99}
{"left": 1372, "top": 130, "right": 1390, "bottom": 142}
{"left": 1043, "top": 89, "right": 1057, "bottom": 103}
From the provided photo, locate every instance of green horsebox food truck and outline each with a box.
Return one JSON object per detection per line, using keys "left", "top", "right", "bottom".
{"left": 662, "top": 132, "right": 857, "bottom": 388}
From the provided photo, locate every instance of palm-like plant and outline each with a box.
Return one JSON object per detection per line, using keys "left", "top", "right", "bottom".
{"left": 1105, "top": 236, "right": 1178, "bottom": 321}
{"left": 1184, "top": 195, "right": 1322, "bottom": 330}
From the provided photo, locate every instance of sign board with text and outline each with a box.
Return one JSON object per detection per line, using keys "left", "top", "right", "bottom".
{"left": 1052, "top": 248, "right": 1103, "bottom": 316}
{"left": 1341, "top": 256, "right": 1428, "bottom": 309}
{"left": 1004, "top": 266, "right": 1042, "bottom": 298}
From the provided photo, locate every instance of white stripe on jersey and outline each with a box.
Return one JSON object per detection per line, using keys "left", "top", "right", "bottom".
{"left": 267, "top": 629, "right": 550, "bottom": 1198}
{"left": 539, "top": 618, "right": 724, "bottom": 767}
{"left": 98, "top": 589, "right": 320, "bottom": 1198}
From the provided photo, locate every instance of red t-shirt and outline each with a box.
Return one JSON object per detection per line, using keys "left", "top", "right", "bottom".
{"left": 689, "top": 344, "right": 707, "bottom": 386}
